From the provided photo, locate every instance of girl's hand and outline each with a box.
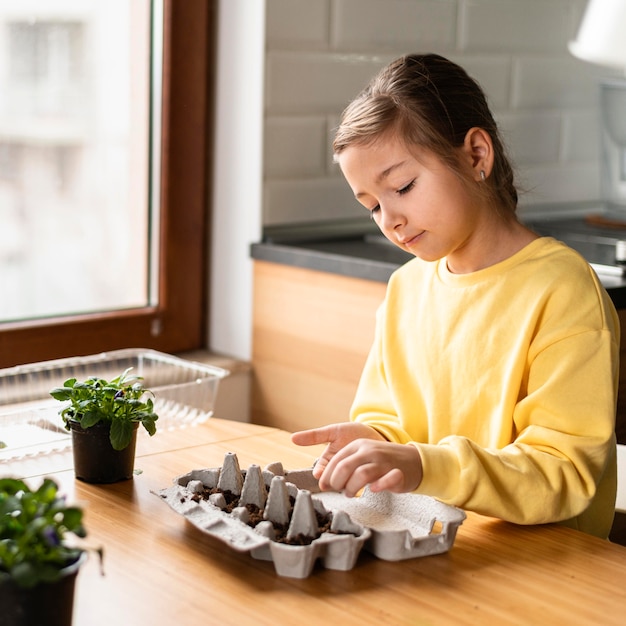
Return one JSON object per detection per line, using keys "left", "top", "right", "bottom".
{"left": 292, "top": 422, "right": 383, "bottom": 478}
{"left": 291, "top": 423, "right": 423, "bottom": 497}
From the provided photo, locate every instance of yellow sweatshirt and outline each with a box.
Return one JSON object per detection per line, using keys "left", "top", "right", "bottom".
{"left": 350, "top": 237, "right": 619, "bottom": 538}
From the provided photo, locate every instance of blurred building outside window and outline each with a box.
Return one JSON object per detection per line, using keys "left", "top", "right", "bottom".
{"left": 0, "top": 0, "right": 153, "bottom": 322}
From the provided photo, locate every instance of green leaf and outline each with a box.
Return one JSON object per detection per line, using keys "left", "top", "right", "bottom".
{"left": 0, "top": 478, "right": 28, "bottom": 496}
{"left": 11, "top": 562, "right": 39, "bottom": 589}
{"left": 142, "top": 416, "right": 157, "bottom": 437}
{"left": 37, "top": 562, "right": 67, "bottom": 584}
{"left": 102, "top": 386, "right": 119, "bottom": 398}
{"left": 36, "top": 479, "right": 58, "bottom": 504}
{"left": 60, "top": 508, "right": 86, "bottom": 536}
{"left": 109, "top": 420, "right": 134, "bottom": 450}
{"left": 80, "top": 411, "right": 102, "bottom": 428}
{"left": 49, "top": 388, "right": 72, "bottom": 401}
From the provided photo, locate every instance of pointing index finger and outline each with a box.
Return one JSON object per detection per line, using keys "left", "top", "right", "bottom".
{"left": 291, "top": 426, "right": 333, "bottom": 447}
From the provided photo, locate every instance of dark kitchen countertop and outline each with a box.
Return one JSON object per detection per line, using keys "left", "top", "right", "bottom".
{"left": 251, "top": 212, "right": 626, "bottom": 309}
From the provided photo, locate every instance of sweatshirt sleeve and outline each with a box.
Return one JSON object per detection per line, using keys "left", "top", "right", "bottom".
{"left": 416, "top": 327, "right": 618, "bottom": 525}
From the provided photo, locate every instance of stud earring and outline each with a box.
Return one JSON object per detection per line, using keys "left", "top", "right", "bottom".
{"left": 480, "top": 170, "right": 486, "bottom": 182}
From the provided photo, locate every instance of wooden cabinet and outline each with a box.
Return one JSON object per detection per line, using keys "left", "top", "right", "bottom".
{"left": 251, "top": 260, "right": 385, "bottom": 431}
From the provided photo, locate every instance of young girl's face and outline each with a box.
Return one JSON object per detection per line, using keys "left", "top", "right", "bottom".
{"left": 337, "top": 135, "right": 485, "bottom": 271}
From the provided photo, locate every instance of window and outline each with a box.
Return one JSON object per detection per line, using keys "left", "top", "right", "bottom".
{"left": 0, "top": 0, "right": 214, "bottom": 368}
{"left": 2, "top": 8, "right": 148, "bottom": 321}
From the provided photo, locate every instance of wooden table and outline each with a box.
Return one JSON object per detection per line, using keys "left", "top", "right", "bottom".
{"left": 8, "top": 419, "right": 626, "bottom": 625}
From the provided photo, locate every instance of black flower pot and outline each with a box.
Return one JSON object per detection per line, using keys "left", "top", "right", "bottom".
{"left": 69, "top": 420, "right": 139, "bottom": 483}
{"left": 0, "top": 553, "right": 85, "bottom": 626}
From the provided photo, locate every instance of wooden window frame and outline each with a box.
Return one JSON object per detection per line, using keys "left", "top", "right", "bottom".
{"left": 0, "top": 0, "right": 215, "bottom": 368}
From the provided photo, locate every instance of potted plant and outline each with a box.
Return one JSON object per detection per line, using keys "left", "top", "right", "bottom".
{"left": 0, "top": 477, "right": 100, "bottom": 626}
{"left": 50, "top": 368, "right": 159, "bottom": 483}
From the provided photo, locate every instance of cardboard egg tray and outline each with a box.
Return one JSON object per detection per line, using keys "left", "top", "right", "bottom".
{"left": 155, "top": 453, "right": 466, "bottom": 578}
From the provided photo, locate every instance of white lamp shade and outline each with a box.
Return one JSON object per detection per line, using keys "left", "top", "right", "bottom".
{"left": 569, "top": 0, "right": 626, "bottom": 68}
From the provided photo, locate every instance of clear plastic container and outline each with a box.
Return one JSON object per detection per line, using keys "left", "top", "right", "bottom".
{"left": 0, "top": 349, "right": 229, "bottom": 462}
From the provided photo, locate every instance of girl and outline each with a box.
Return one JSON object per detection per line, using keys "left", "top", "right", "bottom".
{"left": 291, "top": 53, "right": 619, "bottom": 538}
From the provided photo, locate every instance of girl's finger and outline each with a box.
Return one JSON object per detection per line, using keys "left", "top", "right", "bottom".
{"left": 291, "top": 426, "right": 332, "bottom": 447}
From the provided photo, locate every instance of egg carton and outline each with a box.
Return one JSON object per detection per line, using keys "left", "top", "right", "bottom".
{"left": 155, "top": 452, "right": 466, "bottom": 578}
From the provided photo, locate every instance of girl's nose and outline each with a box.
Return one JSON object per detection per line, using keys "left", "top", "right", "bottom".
{"left": 379, "top": 201, "right": 406, "bottom": 232}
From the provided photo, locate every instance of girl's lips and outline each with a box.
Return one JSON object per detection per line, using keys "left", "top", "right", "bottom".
{"left": 399, "top": 231, "right": 425, "bottom": 247}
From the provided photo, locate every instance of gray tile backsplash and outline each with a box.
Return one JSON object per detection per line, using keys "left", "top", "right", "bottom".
{"left": 331, "top": 0, "right": 458, "bottom": 51}
{"left": 460, "top": 0, "right": 580, "bottom": 52}
{"left": 263, "top": 0, "right": 620, "bottom": 226}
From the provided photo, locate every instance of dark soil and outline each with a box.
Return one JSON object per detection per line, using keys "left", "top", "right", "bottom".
{"left": 182, "top": 485, "right": 333, "bottom": 545}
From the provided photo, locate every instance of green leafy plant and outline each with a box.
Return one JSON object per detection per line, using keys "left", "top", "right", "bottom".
{"left": 50, "top": 368, "right": 159, "bottom": 451}
{"left": 0, "top": 477, "right": 98, "bottom": 589}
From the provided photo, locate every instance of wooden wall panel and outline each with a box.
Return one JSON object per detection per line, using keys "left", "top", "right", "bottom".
{"left": 251, "top": 260, "right": 386, "bottom": 431}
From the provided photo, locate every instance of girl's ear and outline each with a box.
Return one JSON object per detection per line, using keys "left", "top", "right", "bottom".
{"left": 462, "top": 127, "right": 494, "bottom": 181}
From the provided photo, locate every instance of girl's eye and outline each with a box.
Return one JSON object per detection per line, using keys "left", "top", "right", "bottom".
{"left": 368, "top": 204, "right": 380, "bottom": 219}
{"left": 397, "top": 180, "right": 415, "bottom": 195}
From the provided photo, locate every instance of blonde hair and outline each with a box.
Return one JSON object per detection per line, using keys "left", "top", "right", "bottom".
{"left": 333, "top": 54, "right": 518, "bottom": 214}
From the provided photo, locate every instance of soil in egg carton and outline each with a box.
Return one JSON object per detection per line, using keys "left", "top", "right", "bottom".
{"left": 186, "top": 486, "right": 335, "bottom": 545}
